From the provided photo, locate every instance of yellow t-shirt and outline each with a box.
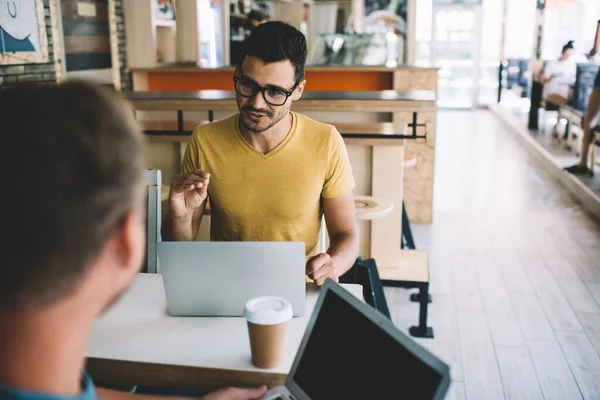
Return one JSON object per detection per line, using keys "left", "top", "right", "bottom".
{"left": 181, "top": 112, "right": 355, "bottom": 254}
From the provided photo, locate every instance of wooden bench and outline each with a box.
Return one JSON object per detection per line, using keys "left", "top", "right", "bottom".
{"left": 379, "top": 249, "right": 432, "bottom": 338}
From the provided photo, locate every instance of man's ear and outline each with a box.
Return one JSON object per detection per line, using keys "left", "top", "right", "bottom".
{"left": 292, "top": 79, "right": 306, "bottom": 101}
{"left": 113, "top": 211, "right": 146, "bottom": 277}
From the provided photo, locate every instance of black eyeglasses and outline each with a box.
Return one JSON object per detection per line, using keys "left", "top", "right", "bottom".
{"left": 233, "top": 69, "right": 301, "bottom": 106}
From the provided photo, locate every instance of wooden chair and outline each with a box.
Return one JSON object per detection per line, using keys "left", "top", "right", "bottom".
{"left": 340, "top": 258, "right": 391, "bottom": 320}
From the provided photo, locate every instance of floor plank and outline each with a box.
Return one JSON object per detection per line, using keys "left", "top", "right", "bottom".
{"left": 512, "top": 294, "right": 555, "bottom": 341}
{"left": 556, "top": 331, "right": 600, "bottom": 400}
{"left": 541, "top": 249, "right": 582, "bottom": 282}
{"left": 457, "top": 311, "right": 504, "bottom": 400}
{"left": 588, "top": 283, "right": 600, "bottom": 307}
{"left": 444, "top": 381, "right": 466, "bottom": 400}
{"left": 578, "top": 313, "right": 600, "bottom": 356}
{"left": 426, "top": 294, "right": 464, "bottom": 382}
{"left": 561, "top": 280, "right": 600, "bottom": 314}
{"left": 452, "top": 261, "right": 485, "bottom": 313}
{"left": 526, "top": 265, "right": 583, "bottom": 331}
{"left": 496, "top": 347, "right": 544, "bottom": 400}
{"left": 528, "top": 340, "right": 583, "bottom": 400}
{"left": 496, "top": 249, "right": 536, "bottom": 295}
{"left": 479, "top": 277, "right": 525, "bottom": 347}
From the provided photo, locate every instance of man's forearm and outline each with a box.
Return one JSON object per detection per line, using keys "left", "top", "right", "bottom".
{"left": 161, "top": 213, "right": 196, "bottom": 242}
{"left": 327, "top": 230, "right": 359, "bottom": 277}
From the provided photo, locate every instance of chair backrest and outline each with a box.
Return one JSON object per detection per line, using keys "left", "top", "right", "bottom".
{"left": 145, "top": 169, "right": 162, "bottom": 274}
{"left": 572, "top": 63, "right": 600, "bottom": 113}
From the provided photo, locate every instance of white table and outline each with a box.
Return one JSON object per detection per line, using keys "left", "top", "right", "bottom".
{"left": 86, "top": 273, "right": 362, "bottom": 392}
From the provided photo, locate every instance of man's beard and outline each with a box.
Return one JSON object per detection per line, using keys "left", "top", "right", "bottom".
{"left": 240, "top": 106, "right": 287, "bottom": 133}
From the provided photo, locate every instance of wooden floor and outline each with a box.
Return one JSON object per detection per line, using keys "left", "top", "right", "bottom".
{"left": 387, "top": 110, "right": 600, "bottom": 400}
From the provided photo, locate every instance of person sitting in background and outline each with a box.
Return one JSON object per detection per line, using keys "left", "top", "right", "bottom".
{"left": 247, "top": 9, "right": 267, "bottom": 29}
{"left": 0, "top": 82, "right": 266, "bottom": 400}
{"left": 565, "top": 20, "right": 600, "bottom": 176}
{"left": 540, "top": 40, "right": 576, "bottom": 109}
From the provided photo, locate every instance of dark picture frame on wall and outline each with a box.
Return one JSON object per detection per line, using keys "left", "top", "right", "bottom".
{"left": 0, "top": 0, "right": 49, "bottom": 65}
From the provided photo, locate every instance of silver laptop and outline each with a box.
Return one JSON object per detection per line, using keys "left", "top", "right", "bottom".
{"left": 158, "top": 241, "right": 306, "bottom": 317}
{"left": 262, "top": 279, "right": 451, "bottom": 400}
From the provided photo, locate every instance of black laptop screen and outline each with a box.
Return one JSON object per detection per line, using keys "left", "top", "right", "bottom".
{"left": 292, "top": 289, "right": 444, "bottom": 399}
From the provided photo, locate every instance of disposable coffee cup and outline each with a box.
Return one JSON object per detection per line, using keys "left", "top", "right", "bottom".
{"left": 243, "top": 296, "right": 293, "bottom": 369}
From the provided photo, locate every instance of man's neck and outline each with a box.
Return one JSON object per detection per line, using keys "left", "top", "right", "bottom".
{"left": 240, "top": 112, "right": 293, "bottom": 154}
{"left": 0, "top": 306, "right": 93, "bottom": 397}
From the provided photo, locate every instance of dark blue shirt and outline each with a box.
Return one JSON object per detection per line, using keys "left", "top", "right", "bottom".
{"left": 0, "top": 373, "right": 97, "bottom": 400}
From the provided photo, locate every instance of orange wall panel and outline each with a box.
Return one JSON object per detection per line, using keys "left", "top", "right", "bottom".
{"left": 147, "top": 71, "right": 235, "bottom": 91}
{"left": 304, "top": 71, "right": 393, "bottom": 91}
{"left": 145, "top": 70, "right": 394, "bottom": 91}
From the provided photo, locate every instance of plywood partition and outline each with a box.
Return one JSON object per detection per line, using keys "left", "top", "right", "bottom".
{"left": 123, "top": 0, "right": 155, "bottom": 68}
{"left": 393, "top": 68, "right": 438, "bottom": 223}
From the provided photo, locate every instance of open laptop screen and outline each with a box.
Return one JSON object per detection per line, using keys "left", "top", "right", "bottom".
{"left": 292, "top": 289, "right": 444, "bottom": 399}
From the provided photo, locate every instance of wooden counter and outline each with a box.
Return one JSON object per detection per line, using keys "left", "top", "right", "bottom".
{"left": 125, "top": 90, "right": 436, "bottom": 112}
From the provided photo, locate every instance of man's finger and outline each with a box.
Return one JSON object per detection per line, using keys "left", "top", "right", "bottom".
{"left": 306, "top": 253, "right": 330, "bottom": 274}
{"left": 174, "top": 177, "right": 209, "bottom": 190}
{"left": 175, "top": 173, "right": 205, "bottom": 183}
{"left": 189, "top": 170, "right": 210, "bottom": 179}
{"left": 184, "top": 173, "right": 206, "bottom": 181}
{"left": 306, "top": 259, "right": 324, "bottom": 274}
{"left": 312, "top": 264, "right": 335, "bottom": 281}
{"left": 315, "top": 275, "right": 327, "bottom": 287}
{"left": 230, "top": 385, "right": 268, "bottom": 400}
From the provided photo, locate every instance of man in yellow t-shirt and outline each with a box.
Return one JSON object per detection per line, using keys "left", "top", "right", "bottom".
{"left": 162, "top": 21, "right": 358, "bottom": 286}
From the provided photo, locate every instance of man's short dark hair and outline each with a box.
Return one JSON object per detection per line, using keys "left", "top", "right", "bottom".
{"left": 0, "top": 82, "right": 145, "bottom": 310}
{"left": 239, "top": 21, "right": 307, "bottom": 84}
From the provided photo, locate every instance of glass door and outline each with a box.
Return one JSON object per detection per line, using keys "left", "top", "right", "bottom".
{"left": 431, "top": 3, "right": 481, "bottom": 108}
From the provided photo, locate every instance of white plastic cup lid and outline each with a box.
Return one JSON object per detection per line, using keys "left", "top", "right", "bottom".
{"left": 243, "top": 296, "right": 293, "bottom": 325}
